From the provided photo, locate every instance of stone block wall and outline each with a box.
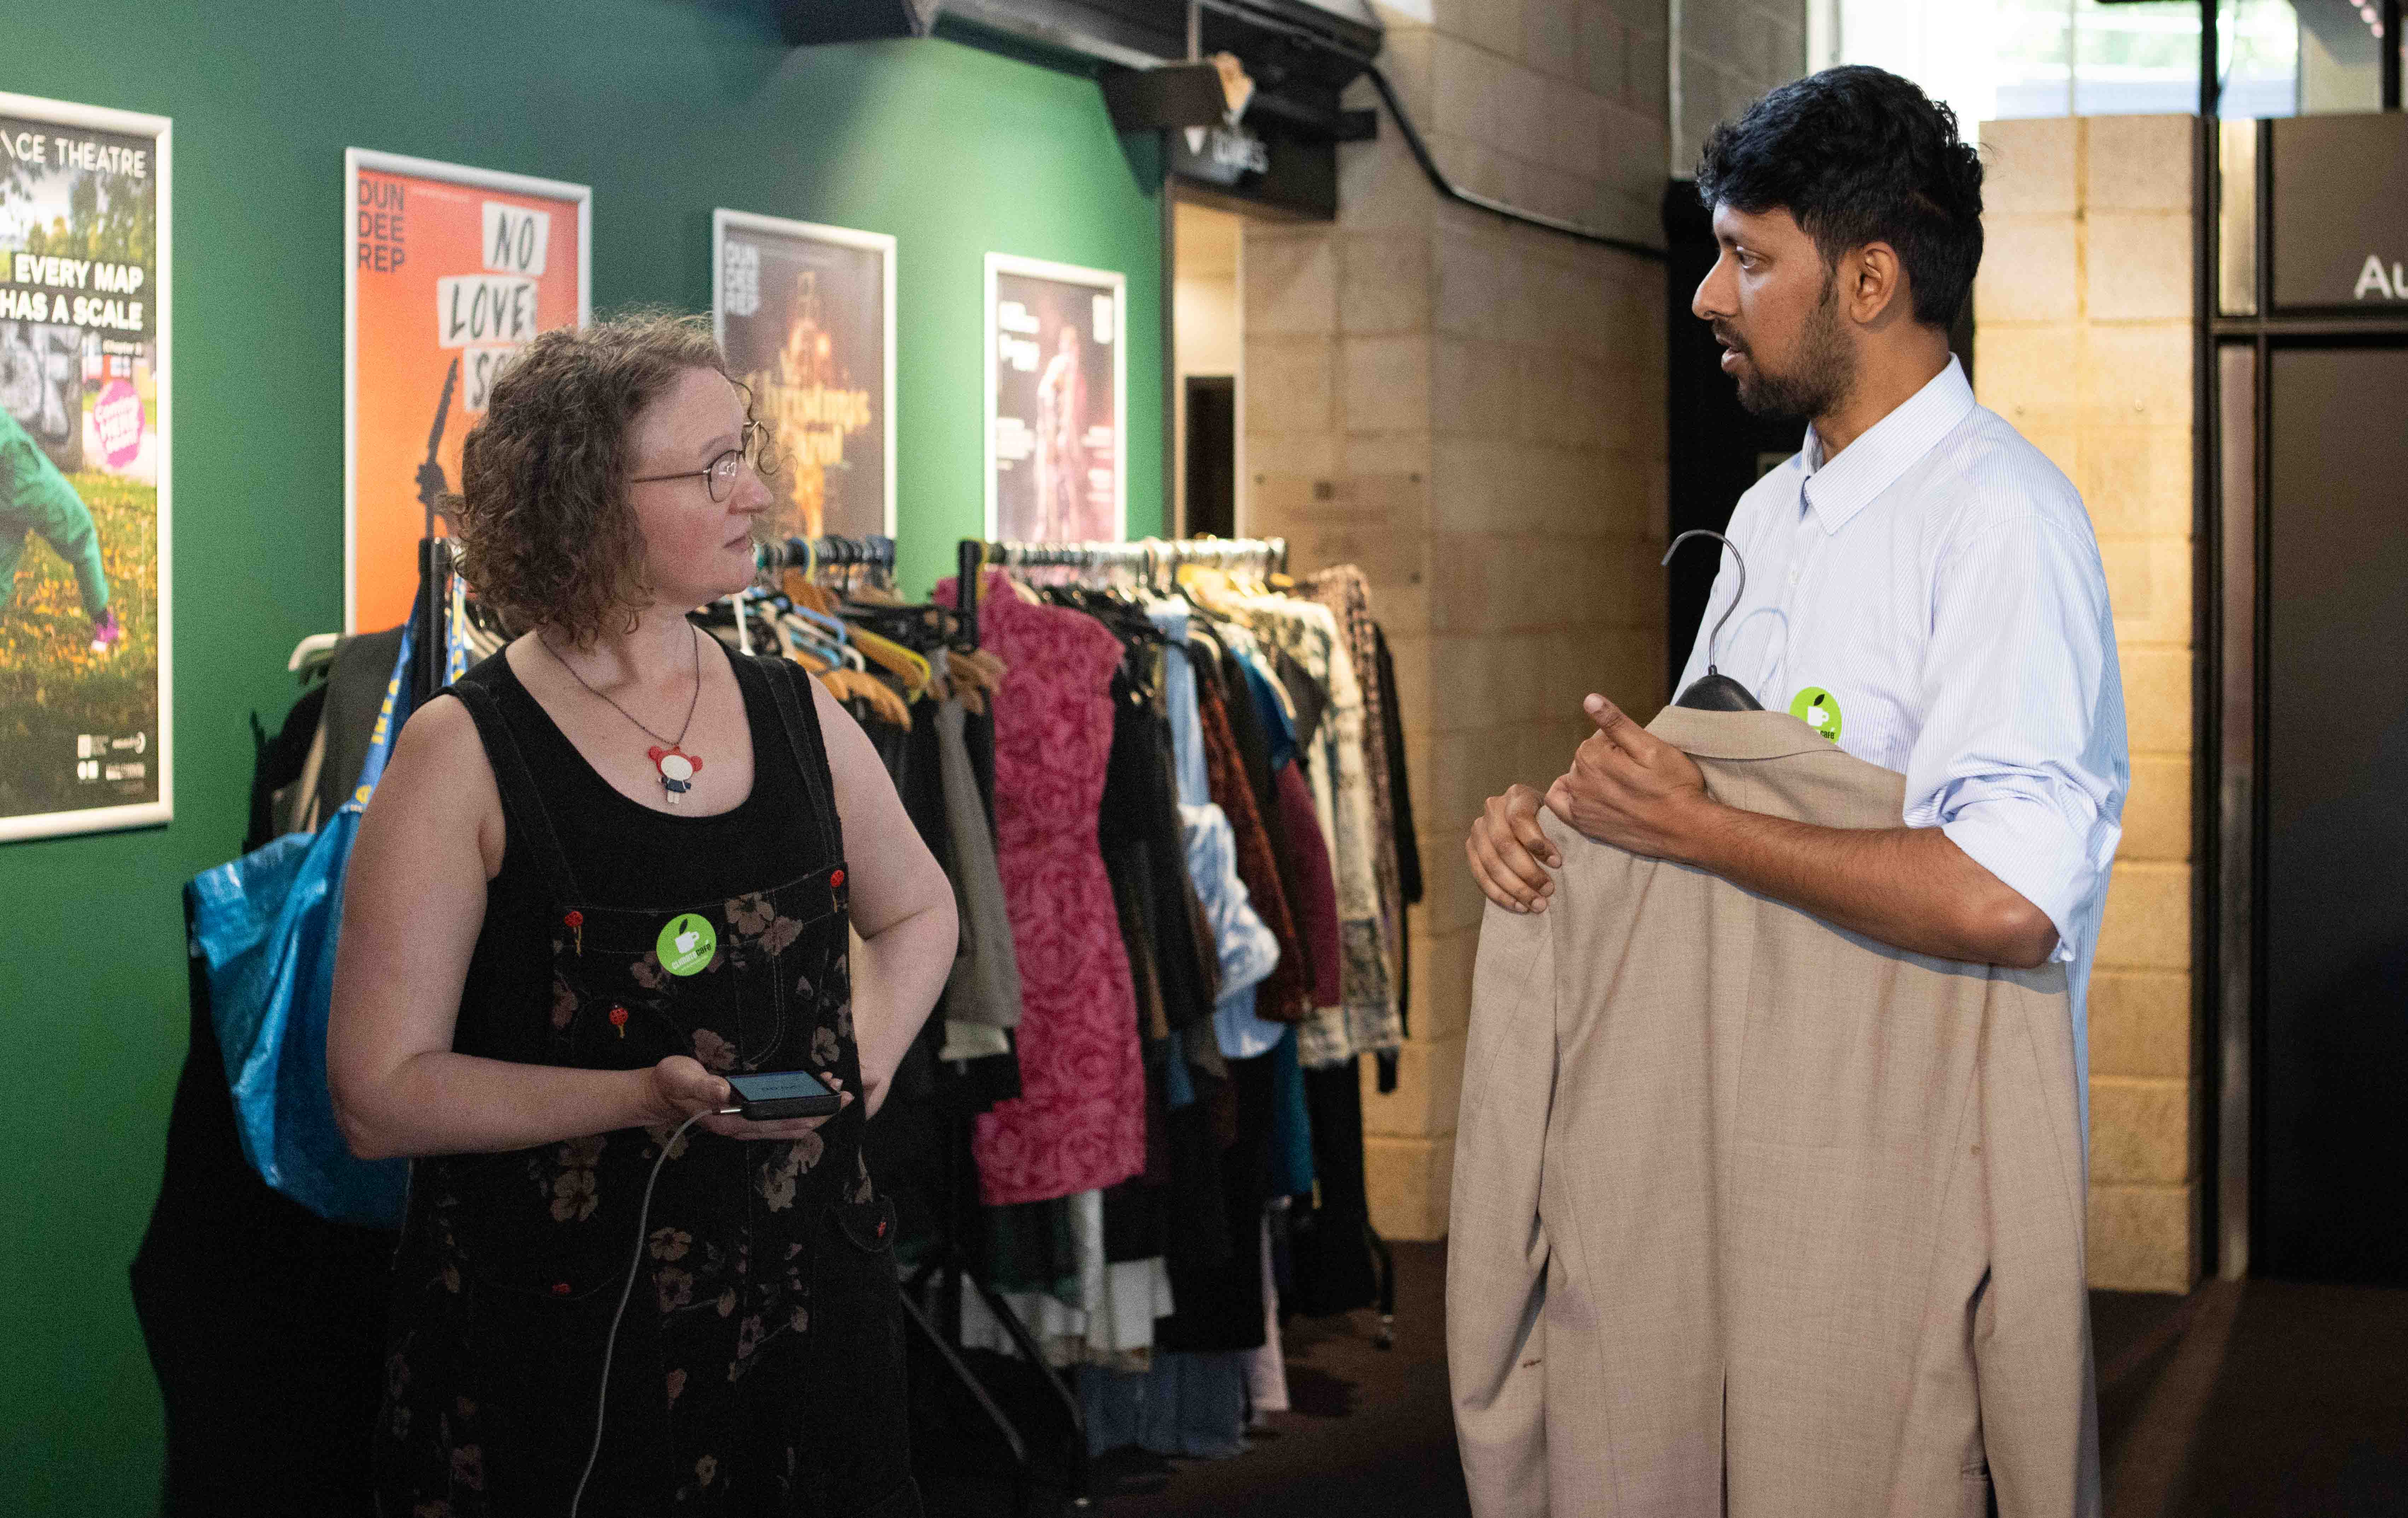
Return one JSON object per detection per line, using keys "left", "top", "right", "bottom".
{"left": 1241, "top": 0, "right": 1799, "bottom": 1240}
{"left": 1973, "top": 114, "right": 2200, "bottom": 1294}
{"left": 1676, "top": 0, "right": 1810, "bottom": 172}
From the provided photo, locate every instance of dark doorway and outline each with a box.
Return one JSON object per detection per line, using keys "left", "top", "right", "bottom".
{"left": 1661, "top": 185, "right": 1804, "bottom": 693}
{"left": 1185, "top": 375, "right": 1236, "bottom": 540}
{"left": 2256, "top": 343, "right": 2408, "bottom": 1285}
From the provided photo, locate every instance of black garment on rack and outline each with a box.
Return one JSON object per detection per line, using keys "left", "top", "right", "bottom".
{"left": 1071, "top": 591, "right": 1218, "bottom": 1033}
{"left": 1067, "top": 590, "right": 1228, "bottom": 1239}
{"left": 133, "top": 662, "right": 405, "bottom": 1518}
{"left": 1213, "top": 644, "right": 1277, "bottom": 816}
{"left": 843, "top": 657, "right": 1023, "bottom": 1266}
{"left": 1153, "top": 1048, "right": 1276, "bottom": 1354}
{"left": 1096, "top": 668, "right": 1217, "bottom": 1032}
{"left": 1099, "top": 850, "right": 1183, "bottom": 1272}
{"left": 959, "top": 689, "right": 996, "bottom": 833}
{"left": 1157, "top": 1041, "right": 1236, "bottom": 1277}
{"left": 1274, "top": 647, "right": 1325, "bottom": 755}
{"left": 1210, "top": 641, "right": 1323, "bottom": 1001}
{"left": 132, "top": 952, "right": 399, "bottom": 1518}
{"left": 900, "top": 697, "right": 952, "bottom": 875}
{"left": 1287, "top": 1057, "right": 1381, "bottom": 1317}
{"left": 864, "top": 695, "right": 955, "bottom": 1264}
{"left": 851, "top": 700, "right": 913, "bottom": 791}
{"left": 980, "top": 1197, "right": 1079, "bottom": 1299}
{"left": 1101, "top": 1045, "right": 1174, "bottom": 1265}
{"left": 1373, "top": 625, "right": 1422, "bottom": 1043}
{"left": 247, "top": 680, "right": 326, "bottom": 850}
{"left": 1372, "top": 625, "right": 1422, "bottom": 910}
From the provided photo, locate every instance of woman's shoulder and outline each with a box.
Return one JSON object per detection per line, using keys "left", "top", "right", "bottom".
{"left": 395, "top": 681, "right": 497, "bottom": 782}
{"left": 377, "top": 687, "right": 503, "bottom": 865}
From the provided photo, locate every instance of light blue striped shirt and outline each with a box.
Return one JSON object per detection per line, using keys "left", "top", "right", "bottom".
{"left": 1673, "top": 357, "right": 2128, "bottom": 1099}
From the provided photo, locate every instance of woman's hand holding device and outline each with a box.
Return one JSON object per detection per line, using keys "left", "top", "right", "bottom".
{"left": 642, "top": 1054, "right": 851, "bottom": 1141}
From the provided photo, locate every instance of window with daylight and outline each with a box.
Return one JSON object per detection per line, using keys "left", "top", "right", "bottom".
{"left": 1812, "top": 0, "right": 2391, "bottom": 133}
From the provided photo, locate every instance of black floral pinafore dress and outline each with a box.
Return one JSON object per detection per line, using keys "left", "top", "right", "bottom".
{"left": 375, "top": 651, "right": 919, "bottom": 1518}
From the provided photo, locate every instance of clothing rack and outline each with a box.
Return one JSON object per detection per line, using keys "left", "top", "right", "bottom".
{"left": 754, "top": 533, "right": 897, "bottom": 581}
{"left": 747, "top": 525, "right": 1079, "bottom": 1502}
{"left": 956, "top": 533, "right": 1404, "bottom": 1357}
{"left": 952, "top": 536, "right": 1291, "bottom": 651}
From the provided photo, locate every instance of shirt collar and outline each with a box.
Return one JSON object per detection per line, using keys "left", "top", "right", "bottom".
{"left": 1797, "top": 355, "right": 1977, "bottom": 535}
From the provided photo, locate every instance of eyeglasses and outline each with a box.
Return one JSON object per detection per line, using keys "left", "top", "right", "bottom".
{"left": 630, "top": 420, "right": 766, "bottom": 504}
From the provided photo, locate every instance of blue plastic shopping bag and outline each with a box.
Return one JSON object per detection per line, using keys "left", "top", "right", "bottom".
{"left": 187, "top": 627, "right": 416, "bottom": 1227}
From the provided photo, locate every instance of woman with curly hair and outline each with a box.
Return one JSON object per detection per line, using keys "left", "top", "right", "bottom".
{"left": 329, "top": 312, "right": 955, "bottom": 1517}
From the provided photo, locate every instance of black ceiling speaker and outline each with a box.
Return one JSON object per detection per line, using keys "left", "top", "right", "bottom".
{"left": 779, "top": 0, "right": 942, "bottom": 45}
{"left": 1100, "top": 62, "right": 1231, "bottom": 131}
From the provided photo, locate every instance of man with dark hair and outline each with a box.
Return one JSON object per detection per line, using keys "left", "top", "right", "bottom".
{"left": 1452, "top": 66, "right": 2120, "bottom": 1513}
{"left": 1468, "top": 63, "right": 2123, "bottom": 1031}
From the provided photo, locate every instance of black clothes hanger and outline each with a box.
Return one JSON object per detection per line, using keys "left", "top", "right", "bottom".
{"left": 1662, "top": 529, "right": 1764, "bottom": 711}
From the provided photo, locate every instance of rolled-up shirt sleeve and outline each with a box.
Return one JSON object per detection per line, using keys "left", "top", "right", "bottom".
{"left": 1903, "top": 510, "right": 2129, "bottom": 964}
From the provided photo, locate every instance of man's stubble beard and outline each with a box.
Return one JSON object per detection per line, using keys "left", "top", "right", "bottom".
{"left": 1732, "top": 270, "right": 1856, "bottom": 422}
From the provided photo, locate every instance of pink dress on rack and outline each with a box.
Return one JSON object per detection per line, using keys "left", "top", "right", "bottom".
{"left": 938, "top": 572, "right": 1145, "bottom": 1205}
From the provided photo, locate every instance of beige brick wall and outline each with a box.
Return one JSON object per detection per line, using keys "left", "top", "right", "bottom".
{"left": 1241, "top": 0, "right": 1811, "bottom": 1242}
{"left": 1676, "top": 0, "right": 1810, "bottom": 172}
{"left": 1974, "top": 114, "right": 2200, "bottom": 1295}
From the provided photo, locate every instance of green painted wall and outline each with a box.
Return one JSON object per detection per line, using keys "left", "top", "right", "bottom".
{"left": 0, "top": 5, "right": 1163, "bottom": 1511}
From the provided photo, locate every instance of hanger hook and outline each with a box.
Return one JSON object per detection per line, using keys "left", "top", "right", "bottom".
{"left": 1661, "top": 529, "right": 1748, "bottom": 673}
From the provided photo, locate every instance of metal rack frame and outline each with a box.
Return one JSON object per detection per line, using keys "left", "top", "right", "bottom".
{"left": 755, "top": 532, "right": 898, "bottom": 579}
{"left": 952, "top": 535, "right": 1290, "bottom": 647}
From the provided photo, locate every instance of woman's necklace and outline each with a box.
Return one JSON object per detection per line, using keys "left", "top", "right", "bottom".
{"left": 540, "top": 623, "right": 707, "bottom": 804}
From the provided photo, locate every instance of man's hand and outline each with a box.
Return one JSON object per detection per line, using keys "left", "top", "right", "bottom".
{"left": 1541, "top": 695, "right": 1719, "bottom": 862}
{"left": 1466, "top": 784, "right": 1562, "bottom": 913}
{"left": 1463, "top": 694, "right": 2060, "bottom": 968}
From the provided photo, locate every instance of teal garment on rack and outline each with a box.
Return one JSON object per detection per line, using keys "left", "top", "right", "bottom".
{"left": 1267, "top": 1025, "right": 1315, "bottom": 1201}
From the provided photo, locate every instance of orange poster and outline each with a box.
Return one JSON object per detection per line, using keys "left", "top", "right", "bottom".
{"left": 345, "top": 150, "right": 587, "bottom": 631}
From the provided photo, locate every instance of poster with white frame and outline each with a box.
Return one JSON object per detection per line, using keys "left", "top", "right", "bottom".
{"left": 713, "top": 209, "right": 896, "bottom": 542}
{"left": 345, "top": 149, "right": 590, "bottom": 633}
{"left": 985, "top": 253, "right": 1125, "bottom": 542}
{"left": 0, "top": 90, "right": 172, "bottom": 843}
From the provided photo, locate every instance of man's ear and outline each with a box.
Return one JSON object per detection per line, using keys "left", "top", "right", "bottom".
{"left": 1841, "top": 242, "right": 1908, "bottom": 327}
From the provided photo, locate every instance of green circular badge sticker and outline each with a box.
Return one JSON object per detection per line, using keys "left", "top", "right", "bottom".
{"left": 1789, "top": 686, "right": 1843, "bottom": 743}
{"left": 657, "top": 913, "right": 718, "bottom": 977}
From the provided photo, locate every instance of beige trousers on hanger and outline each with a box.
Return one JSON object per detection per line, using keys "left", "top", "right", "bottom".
{"left": 1448, "top": 708, "right": 2099, "bottom": 1518}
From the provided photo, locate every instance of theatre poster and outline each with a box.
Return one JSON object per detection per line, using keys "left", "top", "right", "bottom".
{"left": 986, "top": 254, "right": 1124, "bottom": 544}
{"left": 714, "top": 209, "right": 895, "bottom": 542}
{"left": 346, "top": 149, "right": 588, "bottom": 632}
{"left": 0, "top": 91, "right": 172, "bottom": 843}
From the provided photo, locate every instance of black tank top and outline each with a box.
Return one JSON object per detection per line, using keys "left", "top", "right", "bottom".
{"left": 380, "top": 639, "right": 920, "bottom": 1515}
{"left": 447, "top": 640, "right": 824, "bottom": 1065}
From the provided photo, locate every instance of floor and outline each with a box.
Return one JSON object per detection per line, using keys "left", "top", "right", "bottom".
{"left": 1084, "top": 1243, "right": 1468, "bottom": 1518}
{"left": 928, "top": 1243, "right": 2408, "bottom": 1518}
{"left": 2093, "top": 1277, "right": 2408, "bottom": 1516}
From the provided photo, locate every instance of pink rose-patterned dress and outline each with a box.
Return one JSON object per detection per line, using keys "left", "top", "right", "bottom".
{"left": 939, "top": 573, "right": 1145, "bottom": 1205}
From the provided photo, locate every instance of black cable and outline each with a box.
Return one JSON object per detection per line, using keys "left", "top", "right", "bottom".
{"left": 1183, "top": 0, "right": 1668, "bottom": 259}
{"left": 567, "top": 1106, "right": 719, "bottom": 1518}
{"left": 1356, "top": 63, "right": 1667, "bottom": 260}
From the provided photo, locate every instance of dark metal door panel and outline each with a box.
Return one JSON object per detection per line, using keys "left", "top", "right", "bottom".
{"left": 2261, "top": 344, "right": 2408, "bottom": 1283}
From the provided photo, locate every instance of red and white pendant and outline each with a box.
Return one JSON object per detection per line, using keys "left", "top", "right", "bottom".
{"left": 647, "top": 744, "right": 704, "bottom": 805}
